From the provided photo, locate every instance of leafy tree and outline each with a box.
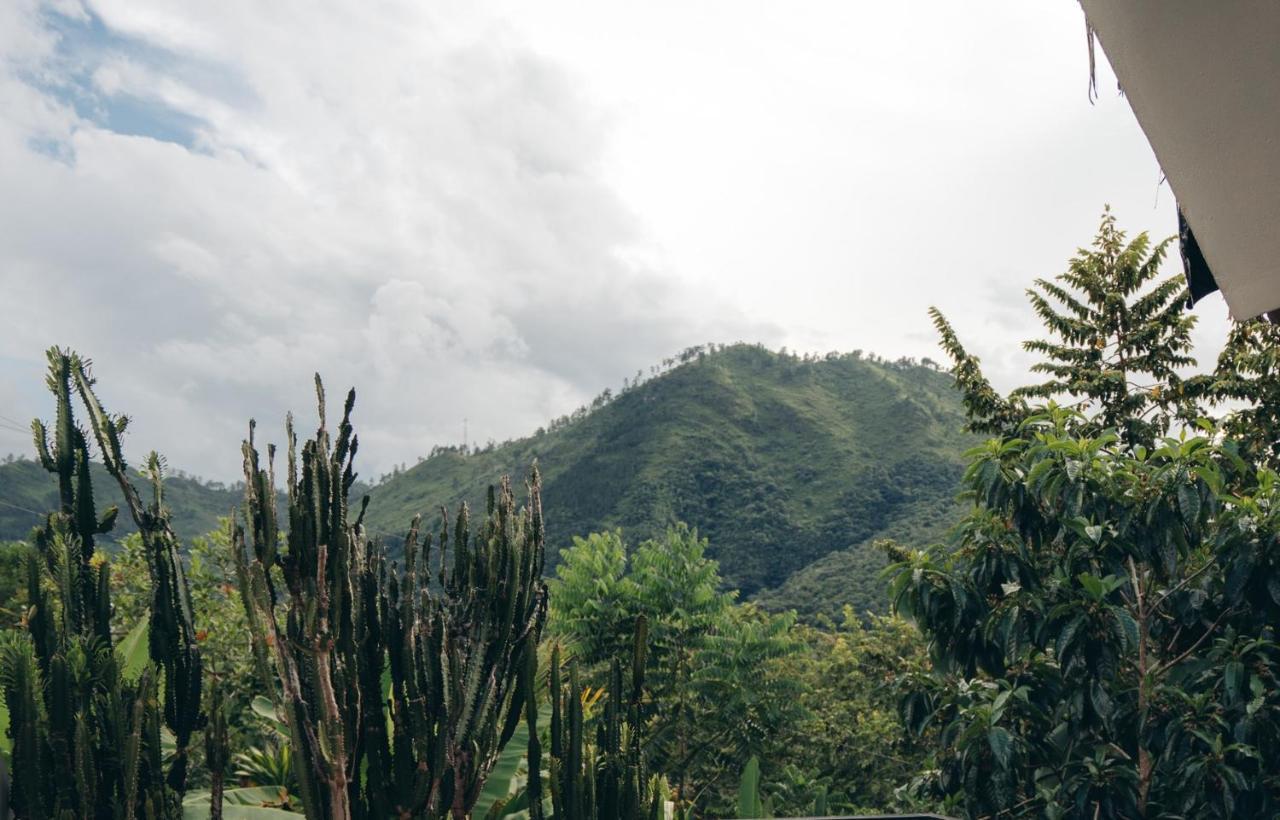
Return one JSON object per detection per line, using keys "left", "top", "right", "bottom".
{"left": 548, "top": 525, "right": 806, "bottom": 815}
{"left": 931, "top": 207, "right": 1199, "bottom": 445}
{"left": 902, "top": 211, "right": 1280, "bottom": 818}
{"left": 1203, "top": 319, "right": 1280, "bottom": 469}
{"left": 0, "top": 541, "right": 31, "bottom": 629}
{"left": 890, "top": 412, "right": 1280, "bottom": 818}
{"left": 548, "top": 531, "right": 633, "bottom": 669}
{"left": 778, "top": 609, "right": 938, "bottom": 816}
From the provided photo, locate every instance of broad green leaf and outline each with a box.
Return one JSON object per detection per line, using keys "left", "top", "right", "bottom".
{"left": 118, "top": 618, "right": 149, "bottom": 682}
{"left": 1178, "top": 482, "right": 1201, "bottom": 524}
{"left": 1057, "top": 614, "right": 1086, "bottom": 659}
{"left": 1112, "top": 608, "right": 1139, "bottom": 652}
{"left": 1225, "top": 661, "right": 1244, "bottom": 702}
{"left": 0, "top": 688, "right": 8, "bottom": 756}
{"left": 737, "top": 755, "right": 764, "bottom": 818}
{"left": 477, "top": 712, "right": 529, "bottom": 816}
{"left": 988, "top": 726, "right": 1013, "bottom": 770}
{"left": 251, "top": 695, "right": 289, "bottom": 740}
{"left": 183, "top": 787, "right": 300, "bottom": 818}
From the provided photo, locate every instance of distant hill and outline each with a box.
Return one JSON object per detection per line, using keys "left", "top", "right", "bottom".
{"left": 363, "top": 344, "right": 977, "bottom": 612}
{"left": 0, "top": 458, "right": 241, "bottom": 545}
{"left": 0, "top": 344, "right": 978, "bottom": 616}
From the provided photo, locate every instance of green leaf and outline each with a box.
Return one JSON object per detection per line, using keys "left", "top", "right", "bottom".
{"left": 1225, "top": 661, "right": 1244, "bottom": 702}
{"left": 1057, "top": 614, "right": 1086, "bottom": 659}
{"left": 183, "top": 787, "right": 301, "bottom": 818}
{"left": 737, "top": 756, "right": 764, "bottom": 818}
{"left": 988, "top": 726, "right": 1013, "bottom": 770}
{"left": 1177, "top": 482, "right": 1201, "bottom": 524}
{"left": 117, "top": 618, "right": 149, "bottom": 682}
{"left": 1078, "top": 574, "right": 1104, "bottom": 600}
{"left": 1112, "top": 608, "right": 1139, "bottom": 652}
{"left": 477, "top": 713, "right": 529, "bottom": 816}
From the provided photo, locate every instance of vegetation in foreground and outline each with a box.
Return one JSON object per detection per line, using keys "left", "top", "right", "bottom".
{"left": 2, "top": 209, "right": 1279, "bottom": 818}
{"left": 894, "top": 210, "right": 1280, "bottom": 817}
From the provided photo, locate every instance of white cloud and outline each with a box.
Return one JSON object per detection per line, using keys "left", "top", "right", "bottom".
{"left": 0, "top": 0, "right": 772, "bottom": 477}
{"left": 0, "top": 0, "right": 1233, "bottom": 478}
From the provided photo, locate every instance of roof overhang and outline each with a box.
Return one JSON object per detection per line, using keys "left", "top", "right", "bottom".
{"left": 1078, "top": 0, "right": 1280, "bottom": 319}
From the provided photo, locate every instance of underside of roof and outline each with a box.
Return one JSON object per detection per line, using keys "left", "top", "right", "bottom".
{"left": 1078, "top": 0, "right": 1280, "bottom": 319}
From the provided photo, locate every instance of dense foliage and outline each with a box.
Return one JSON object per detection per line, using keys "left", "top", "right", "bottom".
{"left": 361, "top": 344, "right": 974, "bottom": 604}
{"left": 550, "top": 527, "right": 804, "bottom": 813}
{"left": 899, "top": 211, "right": 1280, "bottom": 818}
{"left": 549, "top": 527, "right": 934, "bottom": 817}
{"left": 12, "top": 208, "right": 1280, "bottom": 819}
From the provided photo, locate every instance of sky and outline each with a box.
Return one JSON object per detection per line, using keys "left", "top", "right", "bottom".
{"left": 0, "top": 0, "right": 1234, "bottom": 481}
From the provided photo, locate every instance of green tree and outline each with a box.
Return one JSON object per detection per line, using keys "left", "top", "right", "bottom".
{"left": 548, "top": 531, "right": 633, "bottom": 669}
{"left": 931, "top": 207, "right": 1199, "bottom": 445}
{"left": 902, "top": 211, "right": 1280, "bottom": 818}
{"left": 890, "top": 411, "right": 1280, "bottom": 818}
{"left": 778, "top": 609, "right": 937, "bottom": 816}
{"left": 1203, "top": 318, "right": 1280, "bottom": 469}
{"left": 549, "top": 525, "right": 805, "bottom": 815}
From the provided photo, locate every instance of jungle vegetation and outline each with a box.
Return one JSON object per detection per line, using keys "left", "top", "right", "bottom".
{"left": 1, "top": 209, "right": 1279, "bottom": 818}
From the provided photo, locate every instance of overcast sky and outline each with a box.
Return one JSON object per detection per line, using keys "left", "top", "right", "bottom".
{"left": 0, "top": 0, "right": 1233, "bottom": 481}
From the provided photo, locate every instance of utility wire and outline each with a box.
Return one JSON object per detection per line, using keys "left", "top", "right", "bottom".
{"left": 0, "top": 498, "right": 43, "bottom": 518}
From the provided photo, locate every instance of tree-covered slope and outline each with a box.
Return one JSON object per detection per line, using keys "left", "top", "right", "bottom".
{"left": 0, "top": 457, "right": 241, "bottom": 544}
{"left": 365, "top": 344, "right": 977, "bottom": 603}
{"left": 0, "top": 344, "right": 977, "bottom": 613}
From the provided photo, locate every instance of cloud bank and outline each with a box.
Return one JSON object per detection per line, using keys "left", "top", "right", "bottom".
{"left": 0, "top": 0, "right": 774, "bottom": 479}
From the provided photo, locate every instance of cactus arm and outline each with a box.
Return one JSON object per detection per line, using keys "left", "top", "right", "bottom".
{"left": 31, "top": 418, "right": 54, "bottom": 471}
{"left": 229, "top": 378, "right": 549, "bottom": 820}
{"left": 1, "top": 349, "right": 201, "bottom": 818}
{"left": 71, "top": 362, "right": 205, "bottom": 796}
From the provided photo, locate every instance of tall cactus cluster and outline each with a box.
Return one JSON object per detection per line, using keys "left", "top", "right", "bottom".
{"left": 531, "top": 618, "right": 669, "bottom": 820}
{"left": 0, "top": 348, "right": 204, "bottom": 818}
{"left": 232, "top": 378, "right": 548, "bottom": 819}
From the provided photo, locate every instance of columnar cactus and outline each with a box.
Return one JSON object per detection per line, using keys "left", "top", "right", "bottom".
{"left": 232, "top": 377, "right": 547, "bottom": 819}
{"left": 537, "top": 618, "right": 667, "bottom": 820}
{"left": 73, "top": 356, "right": 205, "bottom": 792}
{"left": 0, "top": 348, "right": 203, "bottom": 818}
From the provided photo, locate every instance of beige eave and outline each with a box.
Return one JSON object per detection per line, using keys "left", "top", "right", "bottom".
{"left": 1078, "top": 0, "right": 1280, "bottom": 319}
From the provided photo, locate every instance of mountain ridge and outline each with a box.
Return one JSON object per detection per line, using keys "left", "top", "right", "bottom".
{"left": 0, "top": 344, "right": 977, "bottom": 616}
{"left": 362, "top": 343, "right": 977, "bottom": 610}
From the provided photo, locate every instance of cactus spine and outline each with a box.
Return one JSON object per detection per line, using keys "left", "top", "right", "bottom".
{"left": 0, "top": 348, "right": 203, "bottom": 818}
{"left": 232, "top": 377, "right": 547, "bottom": 819}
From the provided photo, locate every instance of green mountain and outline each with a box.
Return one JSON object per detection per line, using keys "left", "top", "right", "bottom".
{"left": 363, "top": 344, "right": 977, "bottom": 615}
{"left": 0, "top": 344, "right": 978, "bottom": 617}
{"left": 0, "top": 457, "right": 241, "bottom": 545}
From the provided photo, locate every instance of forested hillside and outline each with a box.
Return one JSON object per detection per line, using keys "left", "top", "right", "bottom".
{"left": 0, "top": 456, "right": 241, "bottom": 544}
{"left": 0, "top": 344, "right": 976, "bottom": 614}
{"left": 365, "top": 344, "right": 976, "bottom": 608}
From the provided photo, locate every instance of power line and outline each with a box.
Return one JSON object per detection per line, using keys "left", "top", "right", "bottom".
{"left": 0, "top": 498, "right": 43, "bottom": 518}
